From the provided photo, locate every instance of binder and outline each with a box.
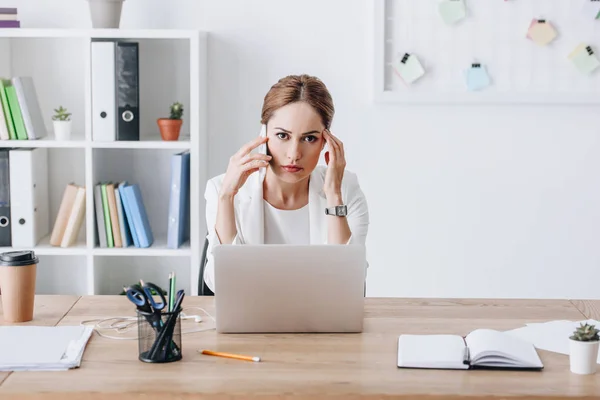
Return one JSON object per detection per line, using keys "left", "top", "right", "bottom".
{"left": 0, "top": 79, "right": 16, "bottom": 140}
{"left": 115, "top": 42, "right": 139, "bottom": 141}
{"left": 118, "top": 182, "right": 140, "bottom": 248}
{"left": 167, "top": 151, "right": 190, "bottom": 249}
{"left": 91, "top": 41, "right": 116, "bottom": 142}
{"left": 122, "top": 184, "right": 153, "bottom": 248}
{"left": 9, "top": 148, "right": 49, "bottom": 248}
{"left": 0, "top": 149, "right": 11, "bottom": 246}
{"left": 100, "top": 183, "right": 114, "bottom": 247}
{"left": 105, "top": 182, "right": 122, "bottom": 247}
{"left": 94, "top": 184, "right": 107, "bottom": 248}
{"left": 114, "top": 184, "right": 132, "bottom": 247}
{"left": 12, "top": 77, "right": 47, "bottom": 140}
{"left": 5, "top": 85, "right": 27, "bottom": 140}
{"left": 0, "top": 89, "right": 9, "bottom": 140}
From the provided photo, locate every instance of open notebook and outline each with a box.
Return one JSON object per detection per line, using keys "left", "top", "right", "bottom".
{"left": 397, "top": 329, "right": 543, "bottom": 370}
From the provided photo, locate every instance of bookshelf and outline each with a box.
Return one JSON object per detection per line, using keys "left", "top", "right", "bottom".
{"left": 0, "top": 29, "right": 207, "bottom": 296}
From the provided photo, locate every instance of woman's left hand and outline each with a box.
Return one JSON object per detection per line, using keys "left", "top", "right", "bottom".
{"left": 322, "top": 129, "right": 346, "bottom": 199}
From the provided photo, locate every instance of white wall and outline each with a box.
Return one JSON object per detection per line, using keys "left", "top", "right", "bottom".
{"left": 5, "top": 0, "right": 600, "bottom": 299}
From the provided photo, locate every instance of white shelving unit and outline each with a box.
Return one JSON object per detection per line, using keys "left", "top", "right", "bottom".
{"left": 0, "top": 29, "right": 208, "bottom": 296}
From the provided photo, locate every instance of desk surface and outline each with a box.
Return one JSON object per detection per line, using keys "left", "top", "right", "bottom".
{"left": 0, "top": 295, "right": 599, "bottom": 400}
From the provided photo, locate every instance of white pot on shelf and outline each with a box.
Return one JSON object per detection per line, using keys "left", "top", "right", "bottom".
{"left": 53, "top": 120, "right": 72, "bottom": 141}
{"left": 569, "top": 339, "right": 599, "bottom": 375}
{"left": 87, "top": 0, "right": 125, "bottom": 29}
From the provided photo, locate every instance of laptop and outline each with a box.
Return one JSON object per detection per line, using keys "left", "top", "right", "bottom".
{"left": 212, "top": 244, "right": 367, "bottom": 333}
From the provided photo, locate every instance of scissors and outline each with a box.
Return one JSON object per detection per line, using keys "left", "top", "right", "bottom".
{"left": 124, "top": 281, "right": 167, "bottom": 330}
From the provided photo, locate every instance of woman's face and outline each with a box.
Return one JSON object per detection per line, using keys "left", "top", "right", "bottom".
{"left": 266, "top": 102, "right": 325, "bottom": 184}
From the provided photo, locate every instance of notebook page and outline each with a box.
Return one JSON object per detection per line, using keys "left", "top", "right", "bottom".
{"left": 0, "top": 326, "right": 87, "bottom": 366}
{"left": 398, "top": 334, "right": 469, "bottom": 369}
{"left": 465, "top": 329, "right": 542, "bottom": 368}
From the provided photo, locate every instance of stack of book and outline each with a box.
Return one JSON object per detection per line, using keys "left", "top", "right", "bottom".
{"left": 0, "top": 77, "right": 47, "bottom": 140}
{"left": 0, "top": 8, "right": 19, "bottom": 28}
{"left": 50, "top": 184, "right": 86, "bottom": 248}
{"left": 95, "top": 181, "right": 153, "bottom": 248}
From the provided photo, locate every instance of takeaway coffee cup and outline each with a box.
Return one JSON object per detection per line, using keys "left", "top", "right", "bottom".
{"left": 0, "top": 251, "right": 39, "bottom": 322}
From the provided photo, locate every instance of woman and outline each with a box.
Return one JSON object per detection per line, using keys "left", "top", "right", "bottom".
{"left": 203, "top": 74, "right": 369, "bottom": 293}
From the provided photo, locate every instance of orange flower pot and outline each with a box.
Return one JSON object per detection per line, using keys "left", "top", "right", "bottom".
{"left": 157, "top": 118, "right": 182, "bottom": 141}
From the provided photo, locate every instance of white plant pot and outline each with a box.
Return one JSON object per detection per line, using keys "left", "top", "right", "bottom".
{"left": 53, "top": 120, "right": 72, "bottom": 141}
{"left": 87, "top": 0, "right": 125, "bottom": 29}
{"left": 569, "top": 339, "right": 599, "bottom": 375}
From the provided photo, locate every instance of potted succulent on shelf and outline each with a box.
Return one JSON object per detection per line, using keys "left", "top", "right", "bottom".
{"left": 52, "top": 106, "right": 72, "bottom": 140}
{"left": 569, "top": 322, "right": 600, "bottom": 374}
{"left": 157, "top": 102, "right": 184, "bottom": 141}
{"left": 86, "top": 0, "right": 126, "bottom": 29}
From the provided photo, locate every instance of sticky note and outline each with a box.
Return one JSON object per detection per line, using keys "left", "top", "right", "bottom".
{"left": 438, "top": 0, "right": 466, "bottom": 25}
{"left": 568, "top": 44, "right": 600, "bottom": 75}
{"left": 581, "top": 0, "right": 600, "bottom": 19}
{"left": 464, "top": 64, "right": 491, "bottom": 91}
{"left": 526, "top": 19, "right": 557, "bottom": 46}
{"left": 393, "top": 53, "right": 425, "bottom": 85}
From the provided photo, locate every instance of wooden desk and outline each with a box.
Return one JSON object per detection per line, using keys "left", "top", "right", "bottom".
{"left": 1, "top": 296, "right": 600, "bottom": 400}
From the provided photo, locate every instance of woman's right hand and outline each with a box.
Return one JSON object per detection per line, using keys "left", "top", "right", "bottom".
{"left": 219, "top": 135, "right": 271, "bottom": 198}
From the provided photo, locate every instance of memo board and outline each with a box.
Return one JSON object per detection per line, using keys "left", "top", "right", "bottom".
{"left": 372, "top": 0, "right": 600, "bottom": 104}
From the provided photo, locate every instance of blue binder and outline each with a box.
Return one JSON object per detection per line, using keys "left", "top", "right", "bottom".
{"left": 167, "top": 151, "right": 190, "bottom": 249}
{"left": 122, "top": 183, "right": 153, "bottom": 248}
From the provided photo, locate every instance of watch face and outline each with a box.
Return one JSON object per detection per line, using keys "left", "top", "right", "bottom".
{"left": 336, "top": 206, "right": 347, "bottom": 216}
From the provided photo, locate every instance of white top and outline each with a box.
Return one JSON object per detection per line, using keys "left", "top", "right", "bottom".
{"left": 263, "top": 200, "right": 310, "bottom": 245}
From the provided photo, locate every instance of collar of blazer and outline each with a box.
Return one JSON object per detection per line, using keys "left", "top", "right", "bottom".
{"left": 235, "top": 166, "right": 329, "bottom": 245}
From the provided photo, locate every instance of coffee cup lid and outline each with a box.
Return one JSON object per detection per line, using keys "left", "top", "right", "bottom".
{"left": 0, "top": 250, "right": 39, "bottom": 267}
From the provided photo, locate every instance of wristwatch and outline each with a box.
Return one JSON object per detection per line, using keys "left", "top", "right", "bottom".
{"left": 325, "top": 205, "right": 347, "bottom": 217}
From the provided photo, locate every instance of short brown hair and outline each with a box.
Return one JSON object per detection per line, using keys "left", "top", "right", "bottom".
{"left": 261, "top": 74, "right": 334, "bottom": 129}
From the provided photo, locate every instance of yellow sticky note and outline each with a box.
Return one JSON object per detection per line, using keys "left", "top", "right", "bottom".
{"left": 526, "top": 19, "right": 557, "bottom": 46}
{"left": 393, "top": 53, "right": 425, "bottom": 85}
{"left": 568, "top": 44, "right": 600, "bottom": 75}
{"left": 438, "top": 0, "right": 466, "bottom": 25}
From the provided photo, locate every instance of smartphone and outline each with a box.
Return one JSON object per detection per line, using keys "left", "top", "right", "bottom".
{"left": 257, "top": 124, "right": 268, "bottom": 177}
{"left": 257, "top": 124, "right": 267, "bottom": 156}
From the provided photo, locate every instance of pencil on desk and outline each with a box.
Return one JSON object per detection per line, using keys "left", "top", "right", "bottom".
{"left": 199, "top": 349, "right": 261, "bottom": 362}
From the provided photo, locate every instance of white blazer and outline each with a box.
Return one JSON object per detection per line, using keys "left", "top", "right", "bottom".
{"left": 203, "top": 165, "right": 370, "bottom": 292}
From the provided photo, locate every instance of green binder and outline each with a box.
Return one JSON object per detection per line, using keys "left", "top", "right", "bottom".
{"left": 0, "top": 79, "right": 16, "bottom": 140}
{"left": 101, "top": 184, "right": 114, "bottom": 247}
{"left": 5, "top": 85, "right": 27, "bottom": 140}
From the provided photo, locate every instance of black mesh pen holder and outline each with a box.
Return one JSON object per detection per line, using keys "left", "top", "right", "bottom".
{"left": 136, "top": 308, "right": 182, "bottom": 363}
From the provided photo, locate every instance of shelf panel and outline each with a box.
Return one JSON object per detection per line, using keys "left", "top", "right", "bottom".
{"left": 91, "top": 135, "right": 191, "bottom": 150}
{"left": 0, "top": 235, "right": 88, "bottom": 256}
{"left": 0, "top": 29, "right": 200, "bottom": 40}
{"left": 0, "top": 135, "right": 86, "bottom": 148}
{"left": 0, "top": 138, "right": 191, "bottom": 149}
{"left": 93, "top": 238, "right": 191, "bottom": 257}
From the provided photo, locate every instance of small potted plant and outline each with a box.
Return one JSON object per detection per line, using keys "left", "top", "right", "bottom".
{"left": 52, "top": 106, "right": 72, "bottom": 140}
{"left": 569, "top": 322, "right": 600, "bottom": 374}
{"left": 157, "top": 102, "right": 184, "bottom": 141}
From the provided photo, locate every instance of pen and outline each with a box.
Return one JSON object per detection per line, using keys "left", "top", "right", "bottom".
{"left": 200, "top": 349, "right": 261, "bottom": 362}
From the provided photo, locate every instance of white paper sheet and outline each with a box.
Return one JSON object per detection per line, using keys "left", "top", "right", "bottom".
{"left": 505, "top": 320, "right": 600, "bottom": 364}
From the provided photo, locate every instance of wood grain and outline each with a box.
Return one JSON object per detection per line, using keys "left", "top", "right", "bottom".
{"left": 571, "top": 300, "right": 600, "bottom": 321}
{"left": 0, "top": 295, "right": 80, "bottom": 386}
{"left": 1, "top": 296, "right": 598, "bottom": 399}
